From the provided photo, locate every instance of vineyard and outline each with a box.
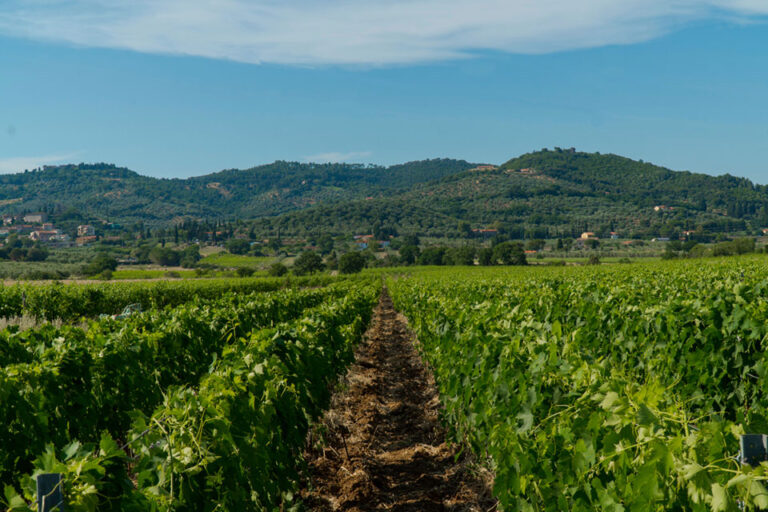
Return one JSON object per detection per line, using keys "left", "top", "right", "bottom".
{"left": 3, "top": 258, "right": 768, "bottom": 511}
{"left": 389, "top": 258, "right": 768, "bottom": 511}
{"left": 1, "top": 276, "right": 379, "bottom": 510}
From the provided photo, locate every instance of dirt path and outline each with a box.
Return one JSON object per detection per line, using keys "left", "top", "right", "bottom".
{"left": 301, "top": 290, "right": 496, "bottom": 511}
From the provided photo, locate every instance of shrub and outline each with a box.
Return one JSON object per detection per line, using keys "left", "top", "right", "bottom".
{"left": 236, "top": 267, "right": 255, "bottom": 277}
{"left": 268, "top": 263, "right": 288, "bottom": 277}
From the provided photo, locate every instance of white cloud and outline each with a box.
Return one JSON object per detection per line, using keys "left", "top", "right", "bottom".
{"left": 0, "top": 152, "right": 83, "bottom": 174}
{"left": 0, "top": 1, "right": 765, "bottom": 65}
{"left": 304, "top": 151, "right": 372, "bottom": 163}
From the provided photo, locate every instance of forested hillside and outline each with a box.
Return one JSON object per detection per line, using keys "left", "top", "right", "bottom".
{"left": 0, "top": 159, "right": 475, "bottom": 225}
{"left": 253, "top": 149, "right": 768, "bottom": 238}
{"left": 1, "top": 149, "right": 766, "bottom": 239}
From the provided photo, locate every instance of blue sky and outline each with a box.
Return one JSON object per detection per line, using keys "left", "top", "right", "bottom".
{"left": 0, "top": 1, "right": 767, "bottom": 180}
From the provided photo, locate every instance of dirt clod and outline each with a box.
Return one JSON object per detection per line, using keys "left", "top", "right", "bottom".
{"left": 301, "top": 289, "right": 496, "bottom": 511}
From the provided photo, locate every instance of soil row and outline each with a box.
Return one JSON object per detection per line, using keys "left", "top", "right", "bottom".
{"left": 301, "top": 290, "right": 496, "bottom": 511}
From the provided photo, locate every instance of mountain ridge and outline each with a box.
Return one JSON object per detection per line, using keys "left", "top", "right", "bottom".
{"left": 2, "top": 150, "right": 766, "bottom": 238}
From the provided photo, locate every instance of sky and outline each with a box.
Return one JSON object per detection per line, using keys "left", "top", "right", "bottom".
{"left": 0, "top": 0, "right": 767, "bottom": 181}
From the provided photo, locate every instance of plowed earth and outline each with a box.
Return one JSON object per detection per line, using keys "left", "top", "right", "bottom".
{"left": 301, "top": 290, "right": 497, "bottom": 511}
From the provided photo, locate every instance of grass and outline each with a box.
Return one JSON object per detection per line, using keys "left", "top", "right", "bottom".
{"left": 112, "top": 269, "right": 199, "bottom": 280}
{"left": 198, "top": 253, "right": 275, "bottom": 269}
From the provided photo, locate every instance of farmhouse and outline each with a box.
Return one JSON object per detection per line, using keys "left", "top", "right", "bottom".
{"left": 580, "top": 232, "right": 597, "bottom": 240}
{"left": 23, "top": 213, "right": 47, "bottom": 224}
{"left": 470, "top": 165, "right": 498, "bottom": 171}
{"left": 30, "top": 230, "right": 69, "bottom": 244}
{"left": 78, "top": 225, "right": 96, "bottom": 237}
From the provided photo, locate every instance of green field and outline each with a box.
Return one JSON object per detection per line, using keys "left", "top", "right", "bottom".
{"left": 111, "top": 268, "right": 199, "bottom": 279}
{"left": 4, "top": 257, "right": 768, "bottom": 510}
{"left": 198, "top": 252, "right": 275, "bottom": 269}
{"left": 389, "top": 256, "right": 768, "bottom": 511}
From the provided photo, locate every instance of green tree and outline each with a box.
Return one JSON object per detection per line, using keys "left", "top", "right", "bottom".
{"left": 179, "top": 245, "right": 201, "bottom": 268}
{"left": 225, "top": 238, "right": 251, "bottom": 255}
{"left": 338, "top": 252, "right": 367, "bottom": 274}
{"left": 448, "top": 246, "right": 476, "bottom": 265}
{"left": 293, "top": 251, "right": 324, "bottom": 275}
{"left": 399, "top": 245, "right": 420, "bottom": 265}
{"left": 418, "top": 247, "right": 448, "bottom": 266}
{"left": 478, "top": 247, "right": 494, "bottom": 266}
{"left": 492, "top": 242, "right": 527, "bottom": 265}
{"left": 149, "top": 247, "right": 180, "bottom": 266}
{"left": 318, "top": 234, "right": 335, "bottom": 255}
{"left": 83, "top": 253, "right": 118, "bottom": 276}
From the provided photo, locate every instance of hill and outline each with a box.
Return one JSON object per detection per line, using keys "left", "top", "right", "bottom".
{"left": 1, "top": 149, "right": 766, "bottom": 239}
{"left": 0, "top": 159, "right": 475, "bottom": 225}
{"left": 250, "top": 149, "right": 768, "bottom": 239}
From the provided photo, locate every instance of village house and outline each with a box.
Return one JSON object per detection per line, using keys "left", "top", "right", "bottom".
{"left": 470, "top": 165, "right": 498, "bottom": 171}
{"left": 78, "top": 224, "right": 96, "bottom": 237}
{"left": 653, "top": 205, "right": 673, "bottom": 212}
{"left": 30, "top": 230, "right": 69, "bottom": 244}
{"left": 23, "top": 213, "right": 47, "bottom": 224}
{"left": 610, "top": 232, "right": 620, "bottom": 240}
{"left": 580, "top": 232, "right": 597, "bottom": 240}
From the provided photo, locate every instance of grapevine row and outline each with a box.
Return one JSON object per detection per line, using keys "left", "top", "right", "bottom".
{"left": 0, "top": 273, "right": 340, "bottom": 322}
{"left": 0, "top": 284, "right": 351, "bottom": 495}
{"left": 389, "top": 261, "right": 768, "bottom": 511}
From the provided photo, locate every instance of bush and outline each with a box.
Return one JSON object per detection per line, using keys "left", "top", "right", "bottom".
{"left": 587, "top": 255, "right": 601, "bottom": 265}
{"left": 268, "top": 263, "right": 288, "bottom": 277}
{"left": 236, "top": 267, "right": 255, "bottom": 277}
{"left": 83, "top": 254, "right": 118, "bottom": 276}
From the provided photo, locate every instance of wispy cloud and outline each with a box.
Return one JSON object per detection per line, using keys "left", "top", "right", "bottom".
{"left": 304, "top": 151, "right": 372, "bottom": 163}
{"left": 0, "top": 152, "right": 83, "bottom": 174}
{"left": 0, "top": 1, "right": 765, "bottom": 66}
